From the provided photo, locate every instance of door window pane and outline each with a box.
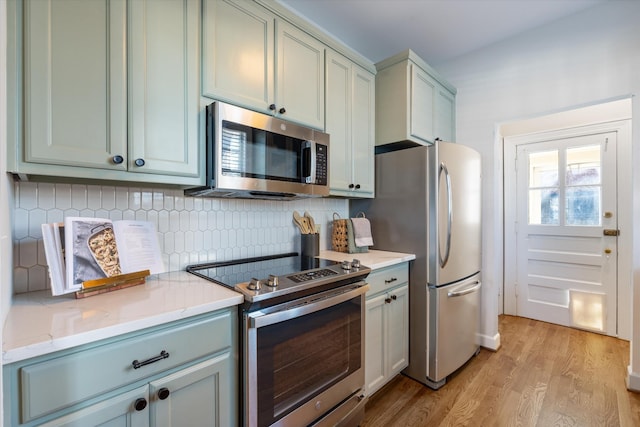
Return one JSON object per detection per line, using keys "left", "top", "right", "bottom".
{"left": 565, "top": 145, "right": 601, "bottom": 226}
{"left": 566, "top": 145, "right": 601, "bottom": 185}
{"left": 529, "top": 189, "right": 558, "bottom": 225}
{"left": 566, "top": 186, "right": 600, "bottom": 225}
{"left": 529, "top": 150, "right": 558, "bottom": 225}
{"left": 529, "top": 150, "right": 558, "bottom": 187}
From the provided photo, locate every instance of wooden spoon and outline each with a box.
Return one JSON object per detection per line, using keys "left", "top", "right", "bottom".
{"left": 293, "top": 211, "right": 311, "bottom": 234}
{"left": 304, "top": 211, "right": 317, "bottom": 234}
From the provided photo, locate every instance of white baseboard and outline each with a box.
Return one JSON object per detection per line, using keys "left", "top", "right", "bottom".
{"left": 478, "top": 332, "right": 501, "bottom": 351}
{"left": 626, "top": 365, "right": 640, "bottom": 392}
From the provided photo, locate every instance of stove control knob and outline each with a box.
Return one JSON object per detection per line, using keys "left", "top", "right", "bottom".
{"left": 351, "top": 259, "right": 361, "bottom": 269}
{"left": 341, "top": 260, "right": 351, "bottom": 270}
{"left": 248, "top": 278, "right": 262, "bottom": 291}
{"left": 267, "top": 275, "right": 279, "bottom": 288}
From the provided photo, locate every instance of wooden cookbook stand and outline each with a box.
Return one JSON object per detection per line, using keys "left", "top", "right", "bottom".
{"left": 75, "top": 270, "right": 150, "bottom": 299}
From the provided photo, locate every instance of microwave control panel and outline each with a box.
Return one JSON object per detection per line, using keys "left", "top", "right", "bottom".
{"left": 316, "top": 144, "right": 328, "bottom": 185}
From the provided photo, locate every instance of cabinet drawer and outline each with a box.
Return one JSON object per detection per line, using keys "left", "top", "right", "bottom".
{"left": 19, "top": 311, "right": 232, "bottom": 423}
{"left": 366, "top": 263, "right": 409, "bottom": 296}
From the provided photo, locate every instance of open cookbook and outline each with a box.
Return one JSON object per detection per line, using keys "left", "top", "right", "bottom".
{"left": 42, "top": 217, "right": 165, "bottom": 295}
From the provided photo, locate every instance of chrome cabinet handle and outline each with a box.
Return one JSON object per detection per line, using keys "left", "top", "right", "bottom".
{"left": 132, "top": 350, "right": 170, "bottom": 369}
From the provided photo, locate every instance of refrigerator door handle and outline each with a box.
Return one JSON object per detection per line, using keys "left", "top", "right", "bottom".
{"left": 439, "top": 162, "right": 453, "bottom": 268}
{"left": 447, "top": 281, "right": 482, "bottom": 297}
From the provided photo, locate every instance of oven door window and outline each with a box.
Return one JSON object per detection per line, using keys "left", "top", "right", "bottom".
{"left": 255, "top": 297, "right": 362, "bottom": 426}
{"left": 221, "top": 120, "right": 304, "bottom": 183}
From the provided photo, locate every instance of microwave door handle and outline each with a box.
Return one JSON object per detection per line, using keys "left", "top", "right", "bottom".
{"left": 303, "top": 140, "right": 316, "bottom": 184}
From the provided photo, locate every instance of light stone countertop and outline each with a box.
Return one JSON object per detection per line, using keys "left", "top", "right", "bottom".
{"left": 319, "top": 249, "right": 415, "bottom": 270}
{"left": 2, "top": 271, "right": 243, "bottom": 364}
{"left": 3, "top": 250, "right": 414, "bottom": 365}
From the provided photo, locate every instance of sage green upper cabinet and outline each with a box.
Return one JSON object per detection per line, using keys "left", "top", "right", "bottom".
{"left": 276, "top": 20, "right": 325, "bottom": 129}
{"left": 202, "top": 0, "right": 325, "bottom": 130}
{"left": 202, "top": 0, "right": 274, "bottom": 113}
{"left": 22, "top": 0, "right": 128, "bottom": 170}
{"left": 128, "top": 0, "right": 200, "bottom": 178}
{"left": 7, "top": 0, "right": 202, "bottom": 186}
{"left": 326, "top": 50, "right": 375, "bottom": 198}
{"left": 375, "top": 49, "right": 456, "bottom": 147}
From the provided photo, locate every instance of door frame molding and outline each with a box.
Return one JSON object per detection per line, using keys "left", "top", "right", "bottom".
{"left": 504, "top": 119, "right": 632, "bottom": 339}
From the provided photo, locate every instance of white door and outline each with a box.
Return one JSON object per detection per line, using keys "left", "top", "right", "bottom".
{"left": 514, "top": 131, "right": 617, "bottom": 335}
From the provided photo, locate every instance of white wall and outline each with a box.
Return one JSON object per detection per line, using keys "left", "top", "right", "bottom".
{"left": 436, "top": 0, "right": 640, "bottom": 387}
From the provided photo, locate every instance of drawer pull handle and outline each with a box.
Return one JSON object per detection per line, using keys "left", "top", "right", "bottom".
{"left": 158, "top": 387, "right": 171, "bottom": 400}
{"left": 384, "top": 277, "right": 397, "bottom": 284}
{"left": 132, "top": 350, "right": 170, "bottom": 369}
{"left": 134, "top": 398, "right": 147, "bottom": 411}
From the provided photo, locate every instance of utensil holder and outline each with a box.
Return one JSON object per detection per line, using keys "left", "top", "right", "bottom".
{"left": 301, "top": 233, "right": 319, "bottom": 258}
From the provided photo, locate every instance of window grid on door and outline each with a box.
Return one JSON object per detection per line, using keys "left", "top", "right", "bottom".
{"left": 528, "top": 144, "right": 601, "bottom": 226}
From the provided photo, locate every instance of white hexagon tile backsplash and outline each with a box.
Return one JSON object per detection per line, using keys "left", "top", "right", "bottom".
{"left": 12, "top": 181, "right": 348, "bottom": 294}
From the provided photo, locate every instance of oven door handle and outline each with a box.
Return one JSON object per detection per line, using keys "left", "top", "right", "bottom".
{"left": 249, "top": 283, "right": 370, "bottom": 328}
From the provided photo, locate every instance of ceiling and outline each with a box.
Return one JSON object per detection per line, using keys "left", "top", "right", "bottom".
{"left": 277, "top": 0, "right": 607, "bottom": 66}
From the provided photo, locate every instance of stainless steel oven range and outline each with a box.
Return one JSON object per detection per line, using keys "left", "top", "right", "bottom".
{"left": 187, "top": 253, "right": 370, "bottom": 427}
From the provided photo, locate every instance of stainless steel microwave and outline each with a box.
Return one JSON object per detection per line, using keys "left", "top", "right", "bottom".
{"left": 186, "top": 102, "right": 329, "bottom": 200}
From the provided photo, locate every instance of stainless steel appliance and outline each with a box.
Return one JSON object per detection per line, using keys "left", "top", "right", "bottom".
{"left": 352, "top": 141, "right": 481, "bottom": 389}
{"left": 187, "top": 253, "right": 370, "bottom": 426}
{"left": 186, "top": 101, "right": 330, "bottom": 200}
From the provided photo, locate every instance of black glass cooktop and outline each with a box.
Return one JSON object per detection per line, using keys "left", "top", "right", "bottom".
{"left": 186, "top": 252, "right": 340, "bottom": 289}
{"left": 186, "top": 252, "right": 370, "bottom": 305}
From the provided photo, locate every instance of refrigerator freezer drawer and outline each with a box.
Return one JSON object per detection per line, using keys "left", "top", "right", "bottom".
{"left": 428, "top": 274, "right": 481, "bottom": 385}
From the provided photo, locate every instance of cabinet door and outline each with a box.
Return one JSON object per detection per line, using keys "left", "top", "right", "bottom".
{"left": 386, "top": 284, "right": 409, "bottom": 376}
{"left": 39, "top": 386, "right": 149, "bottom": 427}
{"left": 129, "top": 0, "right": 200, "bottom": 177}
{"left": 149, "top": 353, "right": 235, "bottom": 427}
{"left": 276, "top": 20, "right": 325, "bottom": 129}
{"left": 23, "top": 0, "right": 127, "bottom": 170}
{"left": 409, "top": 63, "right": 436, "bottom": 143}
{"left": 435, "top": 84, "right": 456, "bottom": 142}
{"left": 351, "top": 65, "right": 375, "bottom": 197}
{"left": 202, "top": 0, "right": 274, "bottom": 111}
{"left": 365, "top": 293, "right": 387, "bottom": 396}
{"left": 326, "top": 50, "right": 352, "bottom": 194}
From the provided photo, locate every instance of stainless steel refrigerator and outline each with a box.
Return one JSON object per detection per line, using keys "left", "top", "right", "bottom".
{"left": 352, "top": 142, "right": 481, "bottom": 389}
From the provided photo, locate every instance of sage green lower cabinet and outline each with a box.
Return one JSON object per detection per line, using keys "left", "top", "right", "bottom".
{"left": 3, "top": 309, "right": 238, "bottom": 427}
{"left": 365, "top": 263, "right": 409, "bottom": 396}
{"left": 37, "top": 386, "right": 149, "bottom": 427}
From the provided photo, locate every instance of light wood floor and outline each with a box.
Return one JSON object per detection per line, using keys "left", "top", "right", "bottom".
{"left": 362, "top": 315, "right": 640, "bottom": 426}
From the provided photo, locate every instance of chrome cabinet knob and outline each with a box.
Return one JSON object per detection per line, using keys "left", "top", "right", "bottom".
{"left": 134, "top": 158, "right": 145, "bottom": 167}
